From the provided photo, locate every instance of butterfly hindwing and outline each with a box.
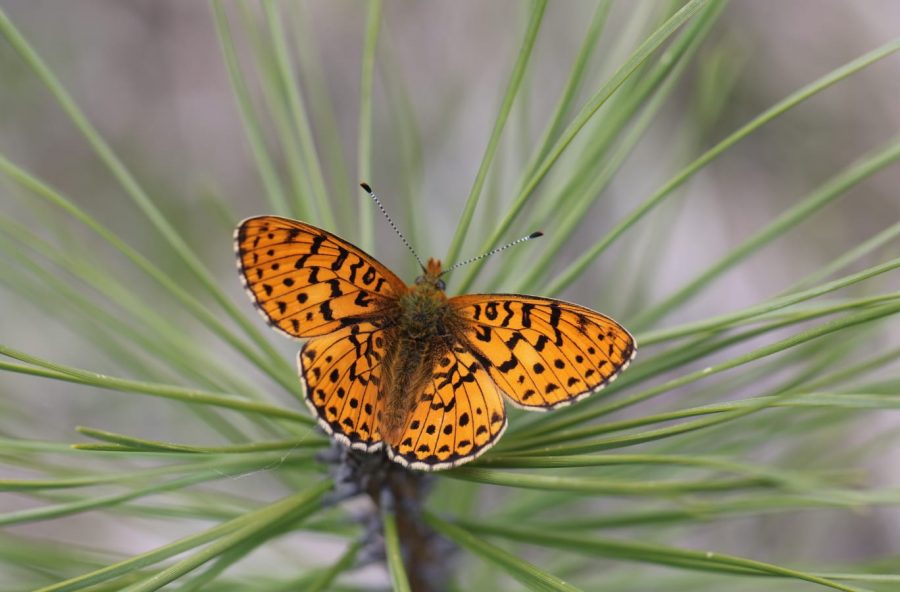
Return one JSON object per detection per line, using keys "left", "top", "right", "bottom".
{"left": 236, "top": 214, "right": 638, "bottom": 470}
{"left": 299, "top": 321, "right": 387, "bottom": 451}
{"left": 387, "top": 339, "right": 507, "bottom": 470}
{"left": 450, "top": 294, "right": 636, "bottom": 410}
{"left": 235, "top": 216, "right": 406, "bottom": 338}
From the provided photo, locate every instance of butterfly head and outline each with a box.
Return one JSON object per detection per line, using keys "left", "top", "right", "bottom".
{"left": 414, "top": 258, "right": 447, "bottom": 293}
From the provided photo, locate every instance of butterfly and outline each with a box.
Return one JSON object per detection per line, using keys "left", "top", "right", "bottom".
{"left": 235, "top": 213, "right": 635, "bottom": 470}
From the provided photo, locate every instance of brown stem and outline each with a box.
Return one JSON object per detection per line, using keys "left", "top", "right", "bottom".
{"left": 324, "top": 445, "right": 453, "bottom": 591}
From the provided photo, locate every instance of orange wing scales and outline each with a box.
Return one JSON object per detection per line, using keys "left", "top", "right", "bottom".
{"left": 235, "top": 216, "right": 406, "bottom": 338}
{"left": 451, "top": 295, "right": 636, "bottom": 410}
{"left": 237, "top": 217, "right": 637, "bottom": 471}
{"left": 387, "top": 340, "right": 507, "bottom": 470}
{"left": 300, "top": 322, "right": 387, "bottom": 451}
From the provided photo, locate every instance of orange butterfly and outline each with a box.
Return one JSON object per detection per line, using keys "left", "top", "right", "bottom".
{"left": 235, "top": 208, "right": 635, "bottom": 470}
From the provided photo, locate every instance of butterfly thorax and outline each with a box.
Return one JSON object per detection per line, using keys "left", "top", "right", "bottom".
{"left": 379, "top": 259, "right": 459, "bottom": 446}
{"left": 237, "top": 218, "right": 636, "bottom": 469}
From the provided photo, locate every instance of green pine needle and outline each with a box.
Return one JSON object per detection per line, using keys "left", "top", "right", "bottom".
{"left": 2, "top": 2, "right": 899, "bottom": 590}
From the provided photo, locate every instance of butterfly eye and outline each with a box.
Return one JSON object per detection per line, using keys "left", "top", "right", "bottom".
{"left": 436, "top": 279, "right": 446, "bottom": 291}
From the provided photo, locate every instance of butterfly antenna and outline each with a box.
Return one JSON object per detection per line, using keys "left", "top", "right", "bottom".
{"left": 360, "top": 182, "right": 426, "bottom": 271}
{"left": 442, "top": 231, "right": 543, "bottom": 274}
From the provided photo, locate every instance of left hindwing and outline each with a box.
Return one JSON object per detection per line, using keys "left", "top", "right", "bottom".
{"left": 450, "top": 294, "right": 636, "bottom": 410}
{"left": 300, "top": 321, "right": 387, "bottom": 451}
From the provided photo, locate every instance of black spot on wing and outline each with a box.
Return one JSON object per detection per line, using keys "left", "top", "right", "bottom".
{"left": 500, "top": 301, "right": 514, "bottom": 327}
{"left": 505, "top": 333, "right": 524, "bottom": 349}
{"left": 520, "top": 303, "right": 534, "bottom": 328}
{"left": 348, "top": 257, "right": 364, "bottom": 283}
{"left": 320, "top": 301, "right": 334, "bottom": 321}
{"left": 485, "top": 302, "right": 498, "bottom": 321}
{"left": 326, "top": 279, "right": 342, "bottom": 298}
{"left": 498, "top": 357, "right": 518, "bottom": 372}
{"left": 331, "top": 247, "right": 349, "bottom": 271}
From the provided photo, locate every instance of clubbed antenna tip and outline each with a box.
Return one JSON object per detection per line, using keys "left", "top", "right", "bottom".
{"left": 442, "top": 230, "right": 544, "bottom": 274}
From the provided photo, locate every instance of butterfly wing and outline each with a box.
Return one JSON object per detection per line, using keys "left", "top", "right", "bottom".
{"left": 387, "top": 338, "right": 507, "bottom": 470}
{"left": 300, "top": 321, "right": 388, "bottom": 450}
{"left": 450, "top": 294, "right": 636, "bottom": 410}
{"left": 235, "top": 216, "right": 407, "bottom": 338}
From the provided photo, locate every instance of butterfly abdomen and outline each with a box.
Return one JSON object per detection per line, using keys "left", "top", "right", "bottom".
{"left": 380, "top": 334, "right": 438, "bottom": 445}
{"left": 379, "top": 286, "right": 459, "bottom": 446}
{"left": 237, "top": 218, "right": 636, "bottom": 470}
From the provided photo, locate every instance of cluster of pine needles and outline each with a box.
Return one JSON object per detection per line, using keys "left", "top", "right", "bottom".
{"left": 2, "top": 1, "right": 900, "bottom": 590}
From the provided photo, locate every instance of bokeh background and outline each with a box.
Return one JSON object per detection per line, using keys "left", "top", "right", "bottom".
{"left": 2, "top": 1, "right": 900, "bottom": 589}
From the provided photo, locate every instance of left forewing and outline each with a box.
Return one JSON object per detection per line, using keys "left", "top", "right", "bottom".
{"left": 300, "top": 321, "right": 388, "bottom": 451}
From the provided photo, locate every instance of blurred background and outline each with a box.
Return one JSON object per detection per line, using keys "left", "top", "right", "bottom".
{"left": 3, "top": 1, "right": 899, "bottom": 311}
{"left": 2, "top": 1, "right": 900, "bottom": 589}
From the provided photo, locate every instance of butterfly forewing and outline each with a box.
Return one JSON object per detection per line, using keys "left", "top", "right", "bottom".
{"left": 235, "top": 216, "right": 406, "bottom": 338}
{"left": 387, "top": 338, "right": 507, "bottom": 470}
{"left": 236, "top": 215, "right": 637, "bottom": 471}
{"left": 236, "top": 216, "right": 406, "bottom": 451}
{"left": 450, "top": 294, "right": 636, "bottom": 409}
{"left": 300, "top": 322, "right": 387, "bottom": 451}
